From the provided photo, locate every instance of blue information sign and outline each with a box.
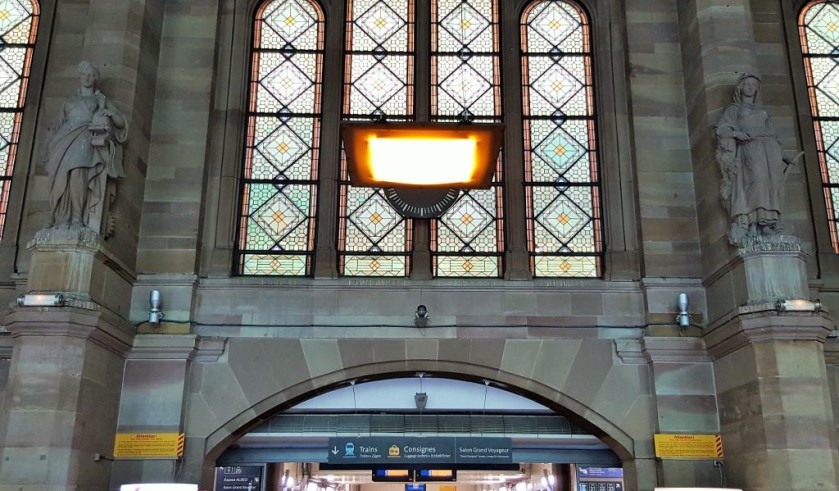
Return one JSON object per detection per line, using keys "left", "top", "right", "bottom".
{"left": 327, "top": 437, "right": 512, "bottom": 465}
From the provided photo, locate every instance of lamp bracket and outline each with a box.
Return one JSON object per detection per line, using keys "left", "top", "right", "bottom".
{"left": 385, "top": 188, "right": 460, "bottom": 218}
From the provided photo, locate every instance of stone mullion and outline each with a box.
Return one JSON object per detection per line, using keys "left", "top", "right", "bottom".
{"left": 499, "top": 0, "right": 529, "bottom": 281}
{"left": 410, "top": 0, "right": 432, "bottom": 280}
{"left": 313, "top": 0, "right": 346, "bottom": 278}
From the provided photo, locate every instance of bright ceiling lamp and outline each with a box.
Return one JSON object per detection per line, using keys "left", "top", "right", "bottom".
{"left": 342, "top": 123, "right": 505, "bottom": 189}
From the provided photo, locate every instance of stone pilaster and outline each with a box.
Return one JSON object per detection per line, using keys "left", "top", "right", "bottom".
{"left": 0, "top": 307, "right": 133, "bottom": 490}
{"left": 706, "top": 311, "right": 838, "bottom": 491}
{"left": 642, "top": 337, "right": 721, "bottom": 488}
{"left": 110, "top": 335, "right": 224, "bottom": 488}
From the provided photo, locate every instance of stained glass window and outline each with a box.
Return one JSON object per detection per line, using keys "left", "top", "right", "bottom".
{"left": 430, "top": 0, "right": 504, "bottom": 278}
{"left": 521, "top": 0, "right": 602, "bottom": 277}
{"left": 236, "top": 0, "right": 323, "bottom": 275}
{"left": 0, "top": 0, "right": 37, "bottom": 239}
{"left": 339, "top": 0, "right": 415, "bottom": 276}
{"left": 801, "top": 1, "right": 839, "bottom": 252}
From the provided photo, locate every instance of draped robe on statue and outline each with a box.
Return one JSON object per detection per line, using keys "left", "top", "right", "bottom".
{"left": 44, "top": 91, "right": 127, "bottom": 228}
{"left": 716, "top": 101, "right": 787, "bottom": 241}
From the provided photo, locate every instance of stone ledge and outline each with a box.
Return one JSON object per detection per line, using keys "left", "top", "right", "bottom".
{"left": 703, "top": 310, "right": 835, "bottom": 360}
{"left": 125, "top": 334, "right": 226, "bottom": 362}
{"left": 641, "top": 336, "right": 710, "bottom": 363}
{"left": 3, "top": 306, "right": 135, "bottom": 355}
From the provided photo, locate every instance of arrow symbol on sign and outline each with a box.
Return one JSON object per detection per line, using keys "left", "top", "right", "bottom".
{"left": 332, "top": 446, "right": 339, "bottom": 455}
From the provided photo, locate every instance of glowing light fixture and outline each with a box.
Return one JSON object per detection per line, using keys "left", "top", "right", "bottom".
{"left": 776, "top": 298, "right": 821, "bottom": 312}
{"left": 342, "top": 122, "right": 505, "bottom": 189}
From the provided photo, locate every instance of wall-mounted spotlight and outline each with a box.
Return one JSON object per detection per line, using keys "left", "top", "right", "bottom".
{"left": 675, "top": 293, "right": 690, "bottom": 328}
{"left": 415, "top": 372, "right": 427, "bottom": 410}
{"left": 414, "top": 304, "right": 429, "bottom": 327}
{"left": 149, "top": 290, "right": 165, "bottom": 324}
{"left": 17, "top": 293, "right": 64, "bottom": 307}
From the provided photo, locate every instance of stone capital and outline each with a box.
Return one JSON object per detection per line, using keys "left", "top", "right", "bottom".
{"left": 4, "top": 306, "right": 135, "bottom": 355}
{"left": 127, "top": 334, "right": 226, "bottom": 362}
{"left": 641, "top": 336, "right": 710, "bottom": 364}
{"left": 704, "top": 308, "right": 834, "bottom": 360}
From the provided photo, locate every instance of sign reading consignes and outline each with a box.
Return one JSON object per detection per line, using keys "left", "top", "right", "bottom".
{"left": 653, "top": 434, "right": 723, "bottom": 459}
{"left": 327, "top": 437, "right": 512, "bottom": 465}
{"left": 113, "top": 432, "right": 185, "bottom": 459}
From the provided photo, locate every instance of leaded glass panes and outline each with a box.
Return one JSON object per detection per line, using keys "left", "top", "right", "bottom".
{"left": 339, "top": 0, "right": 414, "bottom": 276}
{"left": 236, "top": 0, "right": 323, "bottom": 275}
{"left": 0, "top": 0, "right": 37, "bottom": 239}
{"left": 343, "top": 0, "right": 414, "bottom": 119}
{"left": 431, "top": 0, "right": 504, "bottom": 278}
{"left": 801, "top": 1, "right": 839, "bottom": 252}
{"left": 522, "top": 0, "right": 602, "bottom": 277}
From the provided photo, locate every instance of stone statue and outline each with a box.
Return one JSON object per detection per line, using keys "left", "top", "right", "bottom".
{"left": 715, "top": 73, "right": 800, "bottom": 246}
{"left": 43, "top": 61, "right": 127, "bottom": 230}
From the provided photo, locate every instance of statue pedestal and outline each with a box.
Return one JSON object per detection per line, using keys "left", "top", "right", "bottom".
{"left": 26, "top": 226, "right": 133, "bottom": 316}
{"left": 707, "top": 235, "right": 811, "bottom": 323}
{"left": 729, "top": 235, "right": 809, "bottom": 305}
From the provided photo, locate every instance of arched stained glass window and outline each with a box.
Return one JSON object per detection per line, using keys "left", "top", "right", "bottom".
{"left": 236, "top": 0, "right": 324, "bottom": 275}
{"left": 801, "top": 1, "right": 839, "bottom": 252}
{"left": 0, "top": 0, "right": 38, "bottom": 239}
{"left": 339, "top": 0, "right": 415, "bottom": 276}
{"left": 521, "top": 0, "right": 602, "bottom": 277}
{"left": 430, "top": 0, "right": 504, "bottom": 278}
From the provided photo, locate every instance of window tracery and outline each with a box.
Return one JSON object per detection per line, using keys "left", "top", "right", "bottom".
{"left": 0, "top": 0, "right": 38, "bottom": 239}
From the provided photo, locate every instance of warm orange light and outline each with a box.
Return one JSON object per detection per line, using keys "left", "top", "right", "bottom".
{"left": 342, "top": 123, "right": 505, "bottom": 189}
{"left": 369, "top": 138, "right": 477, "bottom": 185}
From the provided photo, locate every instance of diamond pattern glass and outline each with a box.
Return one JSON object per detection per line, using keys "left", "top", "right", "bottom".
{"left": 237, "top": 0, "right": 323, "bottom": 275}
{"left": 431, "top": 0, "right": 504, "bottom": 278}
{"left": 0, "top": 0, "right": 36, "bottom": 240}
{"left": 522, "top": 0, "right": 602, "bottom": 277}
{"left": 339, "top": 0, "right": 414, "bottom": 276}
{"left": 801, "top": 1, "right": 839, "bottom": 252}
{"left": 344, "top": 0, "right": 414, "bottom": 119}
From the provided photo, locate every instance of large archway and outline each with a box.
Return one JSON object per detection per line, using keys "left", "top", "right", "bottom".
{"left": 182, "top": 337, "right": 653, "bottom": 486}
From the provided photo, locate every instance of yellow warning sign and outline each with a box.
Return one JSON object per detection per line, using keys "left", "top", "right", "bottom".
{"left": 113, "top": 433, "right": 184, "bottom": 459}
{"left": 654, "top": 434, "right": 723, "bottom": 459}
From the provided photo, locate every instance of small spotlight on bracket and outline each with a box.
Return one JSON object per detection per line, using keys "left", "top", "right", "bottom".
{"left": 676, "top": 292, "right": 690, "bottom": 328}
{"left": 17, "top": 293, "right": 64, "bottom": 307}
{"left": 149, "top": 290, "right": 165, "bottom": 324}
{"left": 414, "top": 304, "right": 429, "bottom": 328}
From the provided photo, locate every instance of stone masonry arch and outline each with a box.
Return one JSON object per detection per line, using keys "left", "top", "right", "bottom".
{"left": 183, "top": 337, "right": 654, "bottom": 485}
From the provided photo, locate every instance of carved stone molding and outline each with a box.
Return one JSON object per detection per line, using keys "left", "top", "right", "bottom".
{"left": 125, "top": 334, "right": 226, "bottom": 362}
{"left": 641, "top": 336, "right": 710, "bottom": 364}
{"left": 704, "top": 310, "right": 834, "bottom": 360}
{"left": 3, "top": 306, "right": 135, "bottom": 356}
{"left": 615, "top": 339, "right": 646, "bottom": 364}
{"left": 824, "top": 338, "right": 839, "bottom": 366}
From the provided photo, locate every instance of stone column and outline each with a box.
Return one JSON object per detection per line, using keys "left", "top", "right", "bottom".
{"left": 705, "top": 312, "right": 838, "bottom": 491}
{"left": 0, "top": 219, "right": 134, "bottom": 490}
{"left": 0, "top": 307, "right": 133, "bottom": 490}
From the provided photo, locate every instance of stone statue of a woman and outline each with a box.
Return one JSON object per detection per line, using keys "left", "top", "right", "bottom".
{"left": 716, "top": 73, "right": 799, "bottom": 246}
{"left": 43, "top": 61, "right": 127, "bottom": 229}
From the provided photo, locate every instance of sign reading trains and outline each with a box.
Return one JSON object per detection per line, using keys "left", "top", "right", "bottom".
{"left": 654, "top": 433, "right": 724, "bottom": 459}
{"left": 327, "top": 437, "right": 512, "bottom": 465}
